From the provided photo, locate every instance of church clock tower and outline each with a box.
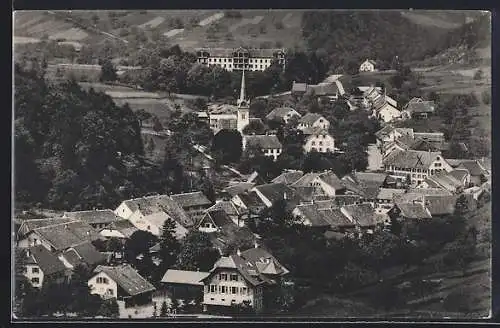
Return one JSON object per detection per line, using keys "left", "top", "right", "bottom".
{"left": 237, "top": 70, "right": 250, "bottom": 133}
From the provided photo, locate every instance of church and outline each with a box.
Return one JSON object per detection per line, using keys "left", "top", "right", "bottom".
{"left": 207, "top": 71, "right": 250, "bottom": 134}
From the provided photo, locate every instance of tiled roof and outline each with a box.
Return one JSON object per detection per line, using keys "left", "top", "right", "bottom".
{"left": 205, "top": 210, "right": 234, "bottom": 228}
{"left": 309, "top": 82, "right": 339, "bottom": 96}
{"left": 62, "top": 249, "right": 82, "bottom": 268}
{"left": 341, "top": 204, "right": 377, "bottom": 227}
{"left": 377, "top": 188, "right": 406, "bottom": 201}
{"left": 254, "top": 183, "right": 302, "bottom": 205}
{"left": 383, "top": 149, "right": 442, "bottom": 169}
{"left": 319, "top": 171, "right": 345, "bottom": 190}
{"left": 208, "top": 103, "right": 238, "bottom": 115}
{"left": 316, "top": 195, "right": 361, "bottom": 207}
{"left": 237, "top": 191, "right": 267, "bottom": 211}
{"left": 108, "top": 220, "right": 138, "bottom": 238}
{"left": 28, "top": 245, "right": 67, "bottom": 275}
{"left": 295, "top": 203, "right": 331, "bottom": 227}
{"left": 244, "top": 135, "right": 282, "bottom": 149}
{"left": 272, "top": 170, "right": 304, "bottom": 185}
{"left": 292, "top": 82, "right": 308, "bottom": 93}
{"left": 171, "top": 192, "right": 212, "bottom": 209}
{"left": 298, "top": 113, "right": 326, "bottom": 125}
{"left": 405, "top": 101, "right": 436, "bottom": 114}
{"left": 223, "top": 182, "right": 255, "bottom": 197}
{"left": 93, "top": 265, "right": 156, "bottom": 296}
{"left": 291, "top": 173, "right": 320, "bottom": 188}
{"left": 319, "top": 208, "right": 354, "bottom": 228}
{"left": 397, "top": 203, "right": 432, "bottom": 219}
{"left": 266, "top": 107, "right": 300, "bottom": 121}
{"left": 425, "top": 172, "right": 463, "bottom": 191}
{"left": 161, "top": 269, "right": 210, "bottom": 286}
{"left": 207, "top": 201, "right": 242, "bottom": 219}
{"left": 425, "top": 195, "right": 457, "bottom": 216}
{"left": 18, "top": 217, "right": 76, "bottom": 237}
{"left": 457, "top": 160, "right": 487, "bottom": 176}
{"left": 375, "top": 124, "right": 395, "bottom": 139}
{"left": 124, "top": 195, "right": 194, "bottom": 228}
{"left": 33, "top": 221, "right": 100, "bottom": 251}
{"left": 63, "top": 209, "right": 121, "bottom": 225}
{"left": 240, "top": 247, "right": 289, "bottom": 276}
{"left": 413, "top": 132, "right": 445, "bottom": 143}
{"left": 302, "top": 127, "right": 331, "bottom": 136}
{"left": 448, "top": 169, "right": 469, "bottom": 182}
{"left": 72, "top": 242, "right": 106, "bottom": 266}
{"left": 196, "top": 47, "right": 284, "bottom": 58}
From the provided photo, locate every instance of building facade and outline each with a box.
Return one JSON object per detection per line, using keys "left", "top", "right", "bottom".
{"left": 303, "top": 129, "right": 336, "bottom": 153}
{"left": 196, "top": 47, "right": 286, "bottom": 72}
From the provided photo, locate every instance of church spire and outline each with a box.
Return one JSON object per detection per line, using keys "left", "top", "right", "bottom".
{"left": 237, "top": 69, "right": 248, "bottom": 107}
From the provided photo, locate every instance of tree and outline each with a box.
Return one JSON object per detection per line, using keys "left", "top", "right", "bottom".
{"left": 211, "top": 129, "right": 243, "bottom": 164}
{"left": 160, "top": 301, "right": 168, "bottom": 317}
{"left": 98, "top": 299, "right": 119, "bottom": 318}
{"left": 176, "top": 231, "right": 220, "bottom": 271}
{"left": 99, "top": 59, "right": 117, "bottom": 82}
{"left": 152, "top": 116, "right": 164, "bottom": 132}
{"left": 242, "top": 119, "right": 267, "bottom": 135}
{"left": 159, "top": 218, "right": 181, "bottom": 273}
{"left": 124, "top": 230, "right": 158, "bottom": 265}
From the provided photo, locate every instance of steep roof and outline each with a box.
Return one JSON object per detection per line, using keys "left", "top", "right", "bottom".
{"left": 93, "top": 265, "right": 156, "bottom": 296}
{"left": 266, "top": 107, "right": 300, "bottom": 121}
{"left": 292, "top": 81, "right": 308, "bottom": 93}
{"left": 341, "top": 204, "right": 377, "bottom": 227}
{"left": 425, "top": 195, "right": 457, "bottom": 216}
{"left": 33, "top": 221, "right": 100, "bottom": 251}
{"left": 161, "top": 269, "right": 210, "bottom": 286}
{"left": 207, "top": 201, "right": 242, "bottom": 219}
{"left": 204, "top": 210, "right": 234, "bottom": 228}
{"left": 425, "top": 172, "right": 463, "bottom": 191}
{"left": 309, "top": 82, "right": 339, "bottom": 96}
{"left": 253, "top": 183, "right": 302, "bottom": 205}
{"left": 319, "top": 171, "right": 345, "bottom": 190}
{"left": 319, "top": 207, "right": 354, "bottom": 228}
{"left": 123, "top": 195, "right": 193, "bottom": 227}
{"left": 239, "top": 247, "right": 289, "bottom": 276}
{"left": 272, "top": 170, "right": 304, "bottom": 185}
{"left": 27, "top": 245, "right": 67, "bottom": 275}
{"left": 375, "top": 124, "right": 395, "bottom": 139}
{"left": 448, "top": 169, "right": 470, "bottom": 182}
{"left": 237, "top": 191, "right": 267, "bottom": 211}
{"left": 71, "top": 242, "right": 107, "bottom": 266}
{"left": 383, "top": 149, "right": 442, "bottom": 169}
{"left": 18, "top": 217, "right": 76, "bottom": 237}
{"left": 171, "top": 191, "right": 212, "bottom": 209}
{"left": 291, "top": 173, "right": 320, "bottom": 188}
{"left": 405, "top": 101, "right": 436, "bottom": 114}
{"left": 294, "top": 203, "right": 331, "bottom": 227}
{"left": 413, "top": 132, "right": 445, "bottom": 143}
{"left": 457, "top": 160, "right": 487, "bottom": 176}
{"left": 223, "top": 182, "right": 255, "bottom": 197}
{"left": 196, "top": 47, "right": 284, "bottom": 58}
{"left": 107, "top": 220, "right": 138, "bottom": 238}
{"left": 244, "top": 135, "right": 282, "bottom": 149}
{"left": 377, "top": 188, "right": 406, "bottom": 201}
{"left": 64, "top": 209, "right": 122, "bottom": 225}
{"left": 298, "top": 113, "right": 326, "bottom": 125}
{"left": 397, "top": 203, "right": 432, "bottom": 219}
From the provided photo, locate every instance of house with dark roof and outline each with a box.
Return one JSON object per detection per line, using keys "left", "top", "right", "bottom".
{"left": 89, "top": 264, "right": 156, "bottom": 307}
{"left": 59, "top": 242, "right": 107, "bottom": 269}
{"left": 456, "top": 160, "right": 489, "bottom": 186}
{"left": 197, "top": 210, "right": 236, "bottom": 233}
{"left": 402, "top": 100, "right": 436, "bottom": 119}
{"left": 389, "top": 202, "right": 433, "bottom": 220}
{"left": 265, "top": 107, "right": 301, "bottom": 124}
{"left": 292, "top": 203, "right": 355, "bottom": 232}
{"left": 297, "top": 113, "right": 330, "bottom": 131}
{"left": 341, "top": 172, "right": 393, "bottom": 203}
{"left": 340, "top": 204, "right": 383, "bottom": 233}
{"left": 291, "top": 81, "right": 308, "bottom": 97}
{"left": 418, "top": 171, "right": 465, "bottom": 194}
{"left": 114, "top": 194, "right": 194, "bottom": 238}
{"left": 231, "top": 191, "right": 267, "bottom": 215}
{"left": 309, "top": 82, "right": 340, "bottom": 102}
{"left": 23, "top": 245, "right": 68, "bottom": 288}
{"left": 206, "top": 201, "right": 248, "bottom": 227}
{"left": 161, "top": 269, "right": 210, "bottom": 301}
{"left": 376, "top": 188, "right": 407, "bottom": 212}
{"left": 222, "top": 182, "right": 255, "bottom": 198}
{"left": 201, "top": 246, "right": 288, "bottom": 313}
{"left": 291, "top": 171, "right": 345, "bottom": 198}
{"left": 251, "top": 183, "right": 304, "bottom": 208}
{"left": 383, "top": 149, "right": 453, "bottom": 186}
{"left": 242, "top": 135, "right": 283, "bottom": 161}
{"left": 171, "top": 191, "right": 213, "bottom": 221}
{"left": 99, "top": 219, "right": 139, "bottom": 239}
{"left": 63, "top": 209, "right": 122, "bottom": 230}
{"left": 303, "top": 128, "right": 336, "bottom": 153}
{"left": 271, "top": 170, "right": 304, "bottom": 185}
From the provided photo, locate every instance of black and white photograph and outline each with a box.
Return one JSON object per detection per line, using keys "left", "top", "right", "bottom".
{"left": 12, "top": 9, "right": 492, "bottom": 320}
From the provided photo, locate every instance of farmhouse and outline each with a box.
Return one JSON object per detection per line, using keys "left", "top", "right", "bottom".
{"left": 63, "top": 209, "right": 122, "bottom": 230}
{"left": 99, "top": 220, "right": 139, "bottom": 239}
{"left": 197, "top": 210, "right": 235, "bottom": 233}
{"left": 271, "top": 170, "right": 304, "bottom": 185}
{"left": 297, "top": 113, "right": 330, "bottom": 131}
{"left": 265, "top": 106, "right": 301, "bottom": 124}
{"left": 196, "top": 47, "right": 286, "bottom": 72}
{"left": 23, "top": 245, "right": 68, "bottom": 288}
{"left": 171, "top": 191, "right": 213, "bottom": 221}
{"left": 383, "top": 149, "right": 453, "bottom": 186}
{"left": 242, "top": 135, "right": 283, "bottom": 161}
{"left": 161, "top": 269, "right": 210, "bottom": 301}
{"left": 359, "top": 59, "right": 378, "bottom": 72}
{"left": 251, "top": 183, "right": 303, "bottom": 208}
{"left": 291, "top": 171, "right": 345, "bottom": 198}
{"left": 88, "top": 264, "right": 156, "bottom": 308}
{"left": 303, "top": 128, "right": 336, "bottom": 153}
{"left": 201, "top": 246, "right": 289, "bottom": 313}
{"left": 402, "top": 100, "right": 436, "bottom": 119}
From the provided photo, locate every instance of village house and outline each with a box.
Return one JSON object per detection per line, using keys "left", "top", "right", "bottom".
{"left": 297, "top": 113, "right": 330, "bottom": 131}
{"left": 359, "top": 59, "right": 378, "bottom": 72}
{"left": 309, "top": 82, "right": 340, "bottom": 103}
{"left": 418, "top": 171, "right": 465, "bottom": 194}
{"left": 341, "top": 203, "right": 388, "bottom": 234}
{"left": 59, "top": 242, "right": 107, "bottom": 270}
{"left": 291, "top": 81, "right": 308, "bottom": 97}
{"left": 292, "top": 202, "right": 355, "bottom": 233}
{"left": 402, "top": 99, "right": 436, "bottom": 119}
{"left": 196, "top": 47, "right": 286, "bottom": 72}
{"left": 161, "top": 269, "right": 210, "bottom": 302}
{"left": 302, "top": 128, "right": 336, "bottom": 153}
{"left": 271, "top": 170, "right": 304, "bottom": 185}
{"left": 88, "top": 264, "right": 156, "bottom": 308}
{"left": 171, "top": 191, "right": 213, "bottom": 221}
{"left": 197, "top": 210, "right": 236, "bottom": 233}
{"left": 389, "top": 201, "right": 433, "bottom": 221}
{"left": 99, "top": 219, "right": 139, "bottom": 239}
{"left": 206, "top": 201, "right": 248, "bottom": 228}
{"left": 23, "top": 245, "right": 68, "bottom": 288}
{"left": 208, "top": 71, "right": 250, "bottom": 134}
{"left": 452, "top": 159, "right": 489, "bottom": 186}
{"left": 63, "top": 209, "right": 122, "bottom": 230}
{"left": 114, "top": 195, "right": 194, "bottom": 239}
{"left": 265, "top": 106, "right": 301, "bottom": 124}
{"left": 222, "top": 182, "right": 255, "bottom": 200}
{"left": 251, "top": 183, "right": 304, "bottom": 208}
{"left": 291, "top": 171, "right": 346, "bottom": 198}
{"left": 375, "top": 188, "right": 407, "bottom": 213}
{"left": 341, "top": 172, "right": 397, "bottom": 204}
{"left": 375, "top": 125, "right": 415, "bottom": 148}
{"left": 242, "top": 135, "right": 283, "bottom": 161}
{"left": 231, "top": 191, "right": 268, "bottom": 215}
{"left": 376, "top": 101, "right": 401, "bottom": 123}
{"left": 201, "top": 246, "right": 289, "bottom": 313}
{"left": 383, "top": 149, "right": 453, "bottom": 186}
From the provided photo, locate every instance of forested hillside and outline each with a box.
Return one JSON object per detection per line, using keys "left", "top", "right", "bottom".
{"left": 302, "top": 11, "right": 490, "bottom": 72}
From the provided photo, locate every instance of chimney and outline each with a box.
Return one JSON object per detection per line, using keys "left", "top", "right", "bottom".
{"left": 283, "top": 192, "right": 288, "bottom": 200}
{"left": 254, "top": 241, "right": 259, "bottom": 249}
{"left": 236, "top": 249, "right": 241, "bottom": 256}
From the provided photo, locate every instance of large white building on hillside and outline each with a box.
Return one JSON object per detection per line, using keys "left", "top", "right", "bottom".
{"left": 196, "top": 47, "right": 286, "bottom": 72}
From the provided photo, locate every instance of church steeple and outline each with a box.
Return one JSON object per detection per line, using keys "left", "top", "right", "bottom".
{"left": 237, "top": 69, "right": 249, "bottom": 107}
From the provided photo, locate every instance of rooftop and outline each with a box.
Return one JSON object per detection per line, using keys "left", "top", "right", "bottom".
{"left": 244, "top": 135, "right": 282, "bottom": 149}
{"left": 63, "top": 209, "right": 121, "bottom": 225}
{"left": 93, "top": 265, "right": 156, "bottom": 296}
{"left": 383, "top": 149, "right": 443, "bottom": 169}
{"left": 161, "top": 269, "right": 210, "bottom": 286}
{"left": 171, "top": 191, "right": 212, "bottom": 209}
{"left": 27, "top": 245, "right": 67, "bottom": 275}
{"left": 298, "top": 113, "right": 327, "bottom": 125}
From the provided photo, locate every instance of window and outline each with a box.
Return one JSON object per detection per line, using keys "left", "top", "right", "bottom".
{"left": 230, "top": 274, "right": 238, "bottom": 281}
{"left": 221, "top": 299, "right": 225, "bottom": 301}
{"left": 219, "top": 273, "right": 228, "bottom": 281}
{"left": 319, "top": 141, "right": 323, "bottom": 146}
{"left": 240, "top": 287, "right": 247, "bottom": 295}
{"left": 312, "top": 141, "right": 316, "bottom": 146}
{"left": 219, "top": 285, "right": 227, "bottom": 294}
{"left": 32, "top": 267, "right": 39, "bottom": 274}
{"left": 210, "top": 285, "right": 216, "bottom": 293}
{"left": 319, "top": 148, "right": 323, "bottom": 152}
{"left": 31, "top": 277, "right": 39, "bottom": 284}
{"left": 147, "top": 225, "right": 150, "bottom": 230}
{"left": 231, "top": 287, "right": 238, "bottom": 294}
{"left": 107, "top": 289, "right": 114, "bottom": 296}
{"left": 97, "top": 277, "right": 109, "bottom": 284}
{"left": 435, "top": 163, "right": 442, "bottom": 167}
